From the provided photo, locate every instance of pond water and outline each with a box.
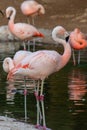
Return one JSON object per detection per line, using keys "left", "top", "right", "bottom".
{"left": 0, "top": 42, "right": 87, "bottom": 130}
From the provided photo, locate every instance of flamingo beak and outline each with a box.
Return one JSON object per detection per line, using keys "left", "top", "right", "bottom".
{"left": 65, "top": 35, "right": 70, "bottom": 42}
{"left": 7, "top": 17, "right": 10, "bottom": 20}
{"left": 0, "top": 10, "right": 4, "bottom": 16}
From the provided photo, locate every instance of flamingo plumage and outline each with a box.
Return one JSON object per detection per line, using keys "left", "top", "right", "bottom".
{"left": 3, "top": 50, "right": 32, "bottom": 73}
{"left": 20, "top": 0, "right": 45, "bottom": 25}
{"left": 6, "top": 6, "right": 44, "bottom": 50}
{"left": 69, "top": 28, "right": 87, "bottom": 65}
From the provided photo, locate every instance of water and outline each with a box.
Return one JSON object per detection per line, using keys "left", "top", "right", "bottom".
{"left": 0, "top": 42, "right": 87, "bottom": 130}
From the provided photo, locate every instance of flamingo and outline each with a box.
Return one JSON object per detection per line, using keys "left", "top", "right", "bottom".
{"left": 20, "top": 0, "right": 45, "bottom": 25}
{"left": 69, "top": 28, "right": 87, "bottom": 65}
{"left": 3, "top": 50, "right": 32, "bottom": 73}
{"left": 5, "top": 6, "right": 44, "bottom": 50}
{"left": 7, "top": 26, "right": 72, "bottom": 129}
{"left": 20, "top": 0, "right": 45, "bottom": 52}
{"left": 3, "top": 50, "right": 33, "bottom": 122}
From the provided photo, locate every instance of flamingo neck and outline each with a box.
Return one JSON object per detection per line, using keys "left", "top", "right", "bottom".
{"left": 60, "top": 42, "right": 71, "bottom": 69}
{"left": 52, "top": 31, "right": 71, "bottom": 69}
{"left": 8, "top": 8, "right": 16, "bottom": 31}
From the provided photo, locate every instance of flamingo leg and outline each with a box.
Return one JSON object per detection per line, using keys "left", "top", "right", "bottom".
{"left": 32, "top": 16, "right": 36, "bottom": 26}
{"left": 78, "top": 50, "right": 80, "bottom": 65}
{"left": 27, "top": 16, "right": 30, "bottom": 24}
{"left": 40, "top": 80, "right": 46, "bottom": 129}
{"left": 33, "top": 38, "right": 36, "bottom": 52}
{"left": 27, "top": 41, "right": 31, "bottom": 51}
{"left": 34, "top": 80, "right": 42, "bottom": 128}
{"left": 23, "top": 41, "right": 26, "bottom": 50}
{"left": 72, "top": 49, "right": 76, "bottom": 66}
{"left": 24, "top": 76, "right": 27, "bottom": 122}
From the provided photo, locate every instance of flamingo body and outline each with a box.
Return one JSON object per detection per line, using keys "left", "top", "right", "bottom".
{"left": 11, "top": 50, "right": 65, "bottom": 79}
{"left": 21, "top": 0, "right": 45, "bottom": 17}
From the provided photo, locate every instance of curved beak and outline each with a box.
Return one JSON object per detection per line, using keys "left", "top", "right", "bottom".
{"left": 65, "top": 35, "right": 70, "bottom": 42}
{"left": 0, "top": 10, "right": 4, "bottom": 16}
{"left": 7, "top": 17, "right": 10, "bottom": 20}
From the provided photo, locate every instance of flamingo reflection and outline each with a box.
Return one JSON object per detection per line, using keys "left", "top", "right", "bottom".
{"left": 6, "top": 75, "right": 36, "bottom": 122}
{"left": 68, "top": 68, "right": 87, "bottom": 114}
{"left": 6, "top": 83, "right": 17, "bottom": 103}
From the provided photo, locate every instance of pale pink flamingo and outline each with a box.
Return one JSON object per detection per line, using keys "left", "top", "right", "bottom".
{"left": 7, "top": 26, "right": 72, "bottom": 129}
{"left": 3, "top": 50, "right": 32, "bottom": 73}
{"left": 5, "top": 6, "right": 44, "bottom": 50}
{"left": 69, "top": 28, "right": 87, "bottom": 65}
{"left": 20, "top": 0, "right": 45, "bottom": 25}
{"left": 20, "top": 0, "right": 45, "bottom": 52}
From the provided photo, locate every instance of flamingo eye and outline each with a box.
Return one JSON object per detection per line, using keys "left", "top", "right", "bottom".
{"left": 79, "top": 42, "right": 82, "bottom": 45}
{"left": 6, "top": 61, "right": 9, "bottom": 64}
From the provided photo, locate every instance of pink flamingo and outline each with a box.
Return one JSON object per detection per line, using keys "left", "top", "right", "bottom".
{"left": 20, "top": 0, "right": 45, "bottom": 52}
{"left": 69, "top": 28, "right": 87, "bottom": 65}
{"left": 20, "top": 0, "right": 45, "bottom": 25}
{"left": 7, "top": 26, "right": 72, "bottom": 129}
{"left": 3, "top": 50, "right": 32, "bottom": 73}
{"left": 5, "top": 6, "right": 44, "bottom": 50}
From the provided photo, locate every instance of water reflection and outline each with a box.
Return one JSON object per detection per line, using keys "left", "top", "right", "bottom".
{"left": 68, "top": 67, "right": 87, "bottom": 114}
{"left": 6, "top": 83, "right": 17, "bottom": 104}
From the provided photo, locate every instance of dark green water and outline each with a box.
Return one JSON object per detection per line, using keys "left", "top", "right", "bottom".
{"left": 0, "top": 43, "right": 87, "bottom": 130}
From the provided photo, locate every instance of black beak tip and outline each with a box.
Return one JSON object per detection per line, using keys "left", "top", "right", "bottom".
{"left": 7, "top": 17, "right": 10, "bottom": 20}
{"left": 65, "top": 35, "right": 70, "bottom": 42}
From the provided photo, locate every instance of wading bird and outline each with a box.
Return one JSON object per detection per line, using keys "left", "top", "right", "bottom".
{"left": 6, "top": 6, "right": 44, "bottom": 50}
{"left": 20, "top": 0, "right": 45, "bottom": 51}
{"left": 3, "top": 50, "right": 32, "bottom": 73}
{"left": 69, "top": 28, "right": 87, "bottom": 65}
{"left": 20, "top": 0, "right": 45, "bottom": 25}
{"left": 7, "top": 26, "right": 72, "bottom": 129}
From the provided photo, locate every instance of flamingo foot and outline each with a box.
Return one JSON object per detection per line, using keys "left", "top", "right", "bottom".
{"left": 35, "top": 125, "right": 51, "bottom": 130}
{"left": 35, "top": 124, "right": 40, "bottom": 129}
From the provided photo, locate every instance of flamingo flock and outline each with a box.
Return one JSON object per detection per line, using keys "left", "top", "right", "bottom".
{"left": 1, "top": 0, "right": 87, "bottom": 130}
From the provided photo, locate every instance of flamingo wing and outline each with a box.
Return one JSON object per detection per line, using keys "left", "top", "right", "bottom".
{"left": 13, "top": 23, "right": 43, "bottom": 40}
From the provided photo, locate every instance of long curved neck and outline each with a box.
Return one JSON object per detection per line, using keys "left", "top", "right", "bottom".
{"left": 60, "top": 41, "right": 71, "bottom": 69}
{"left": 10, "top": 8, "right": 16, "bottom": 22}
{"left": 8, "top": 8, "right": 16, "bottom": 30}
{"left": 52, "top": 30, "right": 71, "bottom": 69}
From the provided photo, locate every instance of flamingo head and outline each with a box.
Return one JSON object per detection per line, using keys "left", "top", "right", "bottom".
{"left": 6, "top": 6, "right": 16, "bottom": 20}
{"left": 52, "top": 26, "right": 69, "bottom": 41}
{"left": 37, "top": 4, "right": 45, "bottom": 15}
